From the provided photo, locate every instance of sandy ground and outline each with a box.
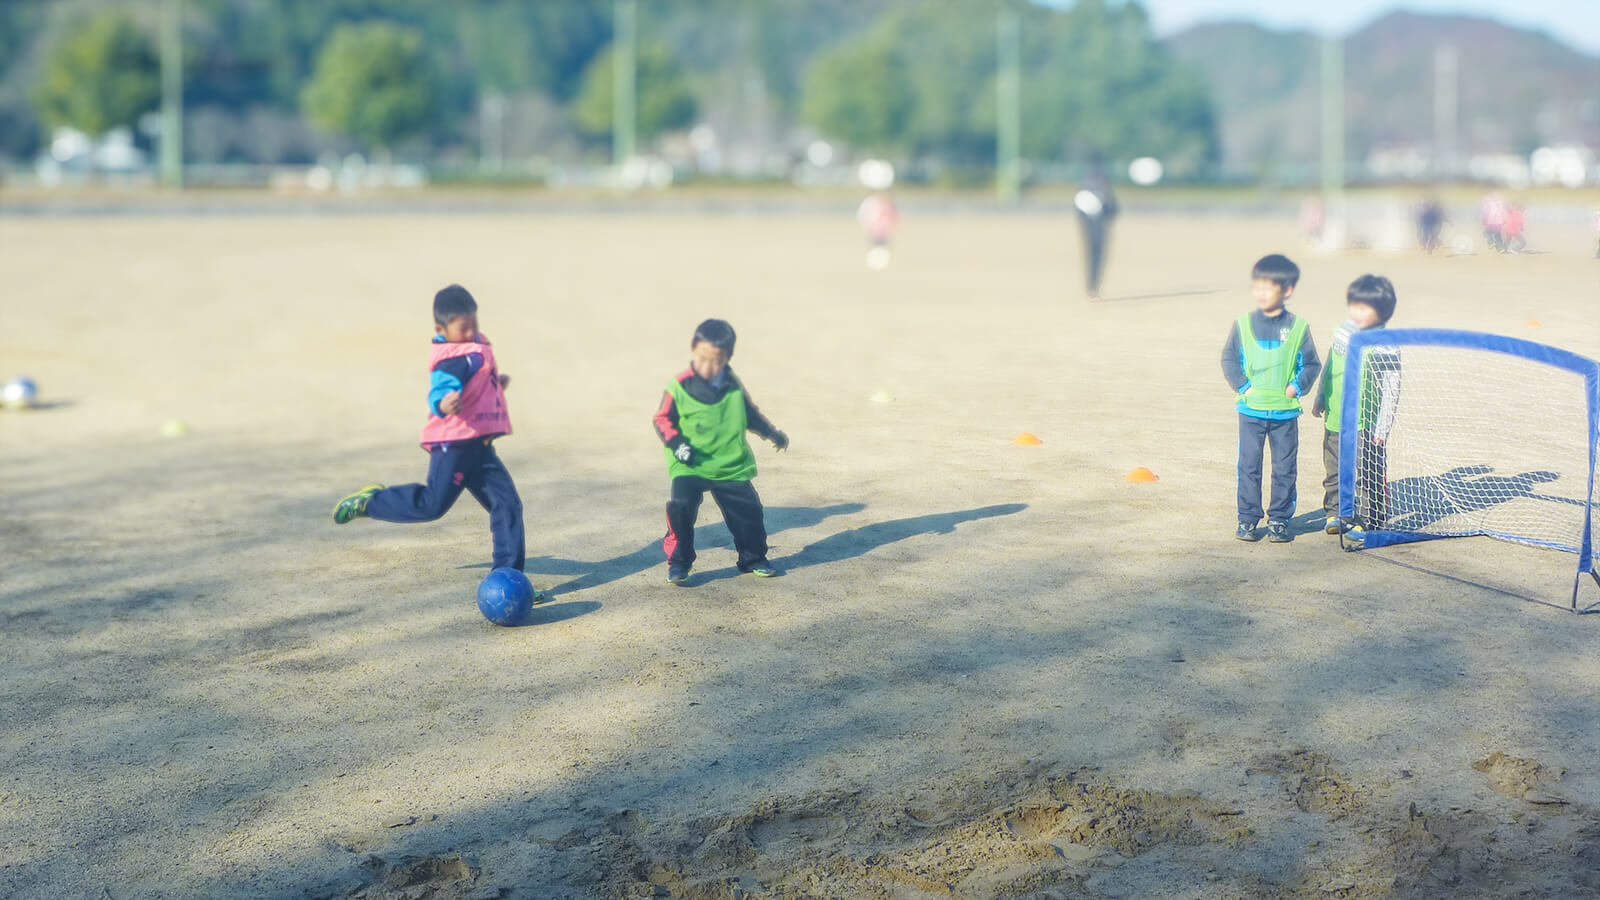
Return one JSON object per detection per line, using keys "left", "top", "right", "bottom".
{"left": 3, "top": 210, "right": 1600, "bottom": 900}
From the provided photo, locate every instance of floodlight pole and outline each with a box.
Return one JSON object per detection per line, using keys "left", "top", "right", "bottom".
{"left": 1320, "top": 35, "right": 1344, "bottom": 249}
{"left": 996, "top": 10, "right": 1021, "bottom": 202}
{"left": 612, "top": 0, "right": 637, "bottom": 172}
{"left": 159, "top": 0, "right": 183, "bottom": 188}
{"left": 1433, "top": 43, "right": 1457, "bottom": 178}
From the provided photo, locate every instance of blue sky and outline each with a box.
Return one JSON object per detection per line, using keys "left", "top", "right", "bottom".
{"left": 1126, "top": 1, "right": 1600, "bottom": 55}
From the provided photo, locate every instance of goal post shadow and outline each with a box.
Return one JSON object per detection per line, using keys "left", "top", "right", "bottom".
{"left": 1345, "top": 544, "right": 1600, "bottom": 615}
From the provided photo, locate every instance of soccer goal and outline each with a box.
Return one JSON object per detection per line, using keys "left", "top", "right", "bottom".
{"left": 1338, "top": 329, "right": 1600, "bottom": 609}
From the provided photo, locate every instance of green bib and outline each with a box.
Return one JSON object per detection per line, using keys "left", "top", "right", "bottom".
{"left": 665, "top": 378, "right": 757, "bottom": 481}
{"left": 1321, "top": 342, "right": 1347, "bottom": 432}
{"left": 1237, "top": 313, "right": 1308, "bottom": 412}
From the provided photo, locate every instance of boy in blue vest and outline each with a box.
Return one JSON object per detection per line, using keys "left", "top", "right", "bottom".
{"left": 652, "top": 319, "right": 789, "bottom": 585}
{"left": 1221, "top": 254, "right": 1323, "bottom": 542}
{"left": 1312, "top": 275, "right": 1399, "bottom": 540}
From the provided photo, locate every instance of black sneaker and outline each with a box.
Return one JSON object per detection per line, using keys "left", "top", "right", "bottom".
{"left": 1266, "top": 520, "right": 1291, "bottom": 543}
{"left": 1236, "top": 522, "right": 1262, "bottom": 542}
{"left": 666, "top": 566, "right": 691, "bottom": 585}
{"left": 744, "top": 563, "right": 779, "bottom": 578}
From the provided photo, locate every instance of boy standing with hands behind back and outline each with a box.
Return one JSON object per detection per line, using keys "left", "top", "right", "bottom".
{"left": 1313, "top": 275, "right": 1399, "bottom": 540}
{"left": 1222, "top": 254, "right": 1322, "bottom": 543}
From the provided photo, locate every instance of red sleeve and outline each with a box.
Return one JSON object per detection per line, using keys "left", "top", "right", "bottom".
{"left": 653, "top": 389, "right": 685, "bottom": 448}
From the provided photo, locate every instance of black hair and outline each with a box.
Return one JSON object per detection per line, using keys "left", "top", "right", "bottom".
{"left": 433, "top": 284, "right": 477, "bottom": 327}
{"left": 1251, "top": 254, "right": 1300, "bottom": 291}
{"left": 691, "top": 318, "right": 736, "bottom": 355}
{"left": 1346, "top": 274, "right": 1397, "bottom": 324}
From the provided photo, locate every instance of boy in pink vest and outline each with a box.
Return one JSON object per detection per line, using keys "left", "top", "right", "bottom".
{"left": 332, "top": 285, "right": 533, "bottom": 586}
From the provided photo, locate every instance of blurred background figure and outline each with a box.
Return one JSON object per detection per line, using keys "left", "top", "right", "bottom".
{"left": 1592, "top": 210, "right": 1600, "bottom": 259}
{"left": 1300, "top": 196, "right": 1326, "bottom": 247}
{"left": 1480, "top": 191, "right": 1508, "bottom": 253}
{"left": 1074, "top": 156, "right": 1118, "bottom": 302}
{"left": 1414, "top": 195, "right": 1446, "bottom": 254}
{"left": 1501, "top": 203, "right": 1526, "bottom": 253}
{"left": 856, "top": 189, "right": 898, "bottom": 271}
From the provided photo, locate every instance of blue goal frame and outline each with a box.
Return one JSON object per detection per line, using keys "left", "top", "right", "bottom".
{"left": 1338, "top": 328, "right": 1600, "bottom": 609}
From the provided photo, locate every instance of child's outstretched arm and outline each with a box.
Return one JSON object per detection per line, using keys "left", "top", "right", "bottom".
{"left": 740, "top": 387, "right": 788, "bottom": 450}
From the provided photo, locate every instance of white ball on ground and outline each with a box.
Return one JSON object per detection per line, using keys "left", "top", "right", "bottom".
{"left": 3, "top": 376, "right": 37, "bottom": 409}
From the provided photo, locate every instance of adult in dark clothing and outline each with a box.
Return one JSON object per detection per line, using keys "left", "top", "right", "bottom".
{"left": 1075, "top": 160, "right": 1118, "bottom": 302}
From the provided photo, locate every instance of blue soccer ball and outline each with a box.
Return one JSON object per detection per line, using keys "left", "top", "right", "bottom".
{"left": 476, "top": 568, "right": 534, "bottom": 626}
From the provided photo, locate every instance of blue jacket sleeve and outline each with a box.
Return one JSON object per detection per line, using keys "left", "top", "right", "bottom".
{"left": 428, "top": 369, "right": 462, "bottom": 416}
{"left": 427, "top": 354, "right": 480, "bottom": 416}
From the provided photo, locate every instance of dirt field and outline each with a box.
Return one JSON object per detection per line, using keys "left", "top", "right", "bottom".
{"left": 3, "top": 209, "right": 1600, "bottom": 899}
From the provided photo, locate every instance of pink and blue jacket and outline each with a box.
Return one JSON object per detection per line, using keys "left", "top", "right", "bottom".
{"left": 421, "top": 334, "right": 511, "bottom": 448}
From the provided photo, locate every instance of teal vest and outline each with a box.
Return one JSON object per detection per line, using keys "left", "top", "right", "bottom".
{"left": 665, "top": 377, "right": 757, "bottom": 482}
{"left": 1237, "top": 313, "right": 1308, "bottom": 412}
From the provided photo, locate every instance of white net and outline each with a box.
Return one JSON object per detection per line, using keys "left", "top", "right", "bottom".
{"left": 1345, "top": 340, "right": 1598, "bottom": 563}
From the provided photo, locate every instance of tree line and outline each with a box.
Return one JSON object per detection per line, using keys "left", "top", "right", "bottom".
{"left": 3, "top": 0, "right": 1218, "bottom": 178}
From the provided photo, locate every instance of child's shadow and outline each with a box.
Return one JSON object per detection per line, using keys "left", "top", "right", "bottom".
{"left": 693, "top": 502, "right": 1028, "bottom": 585}
{"left": 465, "top": 503, "right": 867, "bottom": 596}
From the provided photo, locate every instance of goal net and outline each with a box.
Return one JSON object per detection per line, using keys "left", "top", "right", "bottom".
{"left": 1337, "top": 329, "right": 1600, "bottom": 606}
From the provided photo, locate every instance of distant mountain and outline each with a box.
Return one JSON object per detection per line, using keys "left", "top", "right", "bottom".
{"left": 1167, "top": 11, "right": 1600, "bottom": 174}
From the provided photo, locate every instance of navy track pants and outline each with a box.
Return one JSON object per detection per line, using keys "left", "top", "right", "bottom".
{"left": 366, "top": 440, "right": 525, "bottom": 571}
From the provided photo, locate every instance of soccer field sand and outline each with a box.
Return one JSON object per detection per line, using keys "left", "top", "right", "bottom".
{"left": 4, "top": 212, "right": 1600, "bottom": 898}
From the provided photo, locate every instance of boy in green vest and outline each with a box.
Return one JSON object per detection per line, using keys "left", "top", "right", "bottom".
{"left": 652, "top": 319, "right": 790, "bottom": 585}
{"left": 1221, "top": 254, "right": 1323, "bottom": 542}
{"left": 1312, "top": 275, "right": 1399, "bottom": 539}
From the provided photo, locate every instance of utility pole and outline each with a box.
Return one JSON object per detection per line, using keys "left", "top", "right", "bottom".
{"left": 612, "top": 0, "right": 637, "bottom": 172}
{"left": 159, "top": 0, "right": 183, "bottom": 188}
{"left": 1433, "top": 43, "right": 1457, "bottom": 178}
{"left": 1320, "top": 35, "right": 1344, "bottom": 249}
{"left": 996, "top": 10, "right": 1021, "bottom": 202}
{"left": 480, "top": 92, "right": 505, "bottom": 174}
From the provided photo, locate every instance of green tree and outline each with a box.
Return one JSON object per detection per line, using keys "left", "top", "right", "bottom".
{"left": 799, "top": 1, "right": 1218, "bottom": 174}
{"left": 300, "top": 22, "right": 435, "bottom": 151}
{"left": 32, "top": 11, "right": 159, "bottom": 137}
{"left": 572, "top": 42, "right": 697, "bottom": 144}
{"left": 802, "top": 35, "right": 914, "bottom": 154}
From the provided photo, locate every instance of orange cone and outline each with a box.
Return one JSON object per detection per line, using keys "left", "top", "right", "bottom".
{"left": 1526, "top": 320, "right": 1543, "bottom": 327}
{"left": 1013, "top": 432, "right": 1043, "bottom": 446}
{"left": 1125, "top": 466, "right": 1159, "bottom": 482}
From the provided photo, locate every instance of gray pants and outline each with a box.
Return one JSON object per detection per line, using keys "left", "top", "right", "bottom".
{"left": 1237, "top": 414, "right": 1298, "bottom": 524}
{"left": 1324, "top": 427, "right": 1389, "bottom": 526}
{"left": 1322, "top": 428, "right": 1340, "bottom": 515}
